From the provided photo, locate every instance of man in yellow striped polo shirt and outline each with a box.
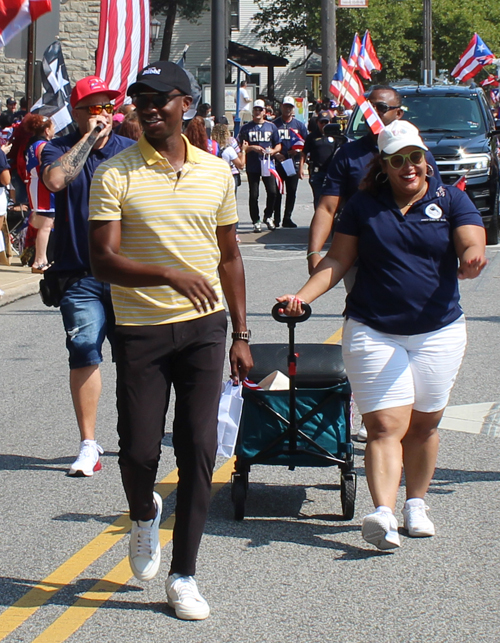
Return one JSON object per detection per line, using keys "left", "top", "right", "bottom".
{"left": 88, "top": 61, "right": 253, "bottom": 621}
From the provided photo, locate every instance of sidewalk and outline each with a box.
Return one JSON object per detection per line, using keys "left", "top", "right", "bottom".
{"left": 0, "top": 256, "right": 42, "bottom": 307}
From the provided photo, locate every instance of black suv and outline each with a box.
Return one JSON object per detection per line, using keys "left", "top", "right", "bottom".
{"left": 345, "top": 85, "right": 500, "bottom": 244}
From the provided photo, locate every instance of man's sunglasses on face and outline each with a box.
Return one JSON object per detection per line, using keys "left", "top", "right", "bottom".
{"left": 131, "top": 93, "right": 185, "bottom": 110}
{"left": 370, "top": 101, "right": 401, "bottom": 115}
{"left": 75, "top": 103, "right": 114, "bottom": 116}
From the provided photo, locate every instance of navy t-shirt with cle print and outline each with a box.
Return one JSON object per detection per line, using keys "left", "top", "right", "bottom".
{"left": 336, "top": 176, "right": 484, "bottom": 336}
{"left": 238, "top": 120, "right": 280, "bottom": 174}
{"left": 273, "top": 116, "right": 308, "bottom": 157}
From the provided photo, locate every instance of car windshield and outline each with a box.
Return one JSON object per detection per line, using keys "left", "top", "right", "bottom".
{"left": 346, "top": 94, "right": 487, "bottom": 139}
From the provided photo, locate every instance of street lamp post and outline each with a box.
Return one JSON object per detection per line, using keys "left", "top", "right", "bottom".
{"left": 321, "top": 0, "right": 337, "bottom": 99}
{"left": 423, "top": 0, "right": 433, "bottom": 85}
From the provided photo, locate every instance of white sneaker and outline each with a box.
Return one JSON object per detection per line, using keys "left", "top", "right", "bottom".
{"left": 129, "top": 491, "right": 162, "bottom": 581}
{"left": 402, "top": 499, "right": 435, "bottom": 537}
{"left": 68, "top": 440, "right": 104, "bottom": 477}
{"left": 166, "top": 573, "right": 210, "bottom": 620}
{"left": 264, "top": 217, "right": 275, "bottom": 230}
{"left": 253, "top": 221, "right": 262, "bottom": 233}
{"left": 357, "top": 423, "right": 368, "bottom": 442}
{"left": 362, "top": 509, "right": 401, "bottom": 550}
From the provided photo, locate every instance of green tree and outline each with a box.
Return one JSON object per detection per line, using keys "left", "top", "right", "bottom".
{"left": 151, "top": 0, "right": 209, "bottom": 61}
{"left": 252, "top": 0, "right": 500, "bottom": 83}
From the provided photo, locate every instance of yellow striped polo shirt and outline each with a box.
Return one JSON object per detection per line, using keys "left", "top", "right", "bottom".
{"left": 89, "top": 134, "right": 238, "bottom": 326}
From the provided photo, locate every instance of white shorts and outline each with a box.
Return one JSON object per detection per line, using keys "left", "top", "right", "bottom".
{"left": 342, "top": 316, "right": 467, "bottom": 415}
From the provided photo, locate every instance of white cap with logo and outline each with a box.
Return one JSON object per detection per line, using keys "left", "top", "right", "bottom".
{"left": 253, "top": 99, "right": 266, "bottom": 109}
{"left": 282, "top": 96, "right": 295, "bottom": 106}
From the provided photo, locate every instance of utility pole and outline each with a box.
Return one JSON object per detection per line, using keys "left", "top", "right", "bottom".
{"left": 321, "top": 0, "right": 336, "bottom": 99}
{"left": 211, "top": 0, "right": 226, "bottom": 120}
{"left": 422, "top": 0, "right": 433, "bottom": 85}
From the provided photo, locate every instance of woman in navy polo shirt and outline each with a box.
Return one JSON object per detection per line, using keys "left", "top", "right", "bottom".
{"left": 278, "top": 121, "right": 486, "bottom": 551}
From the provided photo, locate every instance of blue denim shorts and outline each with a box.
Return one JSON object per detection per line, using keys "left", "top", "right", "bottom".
{"left": 59, "top": 275, "right": 115, "bottom": 369}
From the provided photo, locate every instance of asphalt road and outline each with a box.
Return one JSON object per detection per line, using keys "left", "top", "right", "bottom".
{"left": 0, "top": 179, "right": 499, "bottom": 643}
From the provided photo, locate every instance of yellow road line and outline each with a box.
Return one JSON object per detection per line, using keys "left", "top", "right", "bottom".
{"left": 30, "top": 458, "right": 235, "bottom": 643}
{"left": 323, "top": 326, "right": 343, "bottom": 344}
{"left": 0, "top": 469, "right": 179, "bottom": 642}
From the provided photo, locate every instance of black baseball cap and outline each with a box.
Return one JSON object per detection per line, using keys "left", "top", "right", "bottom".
{"left": 6, "top": 97, "right": 16, "bottom": 105}
{"left": 318, "top": 110, "right": 331, "bottom": 122}
{"left": 127, "top": 61, "right": 192, "bottom": 97}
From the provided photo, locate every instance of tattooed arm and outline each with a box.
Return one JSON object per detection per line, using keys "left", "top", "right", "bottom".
{"left": 42, "top": 118, "right": 111, "bottom": 193}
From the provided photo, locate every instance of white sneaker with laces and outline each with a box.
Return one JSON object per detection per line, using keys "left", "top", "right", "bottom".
{"left": 69, "top": 440, "right": 104, "bottom": 477}
{"left": 264, "top": 217, "right": 275, "bottom": 230}
{"left": 357, "top": 423, "right": 368, "bottom": 442}
{"left": 253, "top": 221, "right": 262, "bottom": 233}
{"left": 166, "top": 573, "right": 210, "bottom": 620}
{"left": 129, "top": 491, "right": 162, "bottom": 581}
{"left": 362, "top": 508, "right": 401, "bottom": 550}
{"left": 402, "top": 499, "right": 435, "bottom": 537}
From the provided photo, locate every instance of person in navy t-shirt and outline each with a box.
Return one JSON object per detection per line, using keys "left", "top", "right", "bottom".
{"left": 272, "top": 96, "right": 308, "bottom": 228}
{"left": 238, "top": 99, "right": 281, "bottom": 233}
{"left": 278, "top": 121, "right": 486, "bottom": 552}
{"left": 41, "top": 76, "right": 135, "bottom": 478}
{"left": 307, "top": 86, "right": 441, "bottom": 276}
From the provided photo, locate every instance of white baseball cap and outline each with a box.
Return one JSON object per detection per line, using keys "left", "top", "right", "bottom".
{"left": 378, "top": 120, "right": 428, "bottom": 155}
{"left": 282, "top": 96, "right": 295, "bottom": 106}
{"left": 253, "top": 99, "right": 266, "bottom": 109}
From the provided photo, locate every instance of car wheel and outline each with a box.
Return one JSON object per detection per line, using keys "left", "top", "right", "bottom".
{"left": 486, "top": 194, "right": 499, "bottom": 246}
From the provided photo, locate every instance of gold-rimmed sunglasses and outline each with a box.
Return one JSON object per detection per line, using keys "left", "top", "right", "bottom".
{"left": 384, "top": 150, "right": 425, "bottom": 170}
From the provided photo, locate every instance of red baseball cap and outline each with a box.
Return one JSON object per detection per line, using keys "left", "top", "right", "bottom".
{"left": 70, "top": 76, "right": 120, "bottom": 108}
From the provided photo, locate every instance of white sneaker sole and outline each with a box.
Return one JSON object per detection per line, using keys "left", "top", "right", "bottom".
{"left": 362, "top": 514, "right": 401, "bottom": 550}
{"left": 167, "top": 596, "right": 210, "bottom": 621}
{"left": 68, "top": 459, "right": 102, "bottom": 477}
{"left": 404, "top": 521, "right": 435, "bottom": 537}
{"left": 129, "top": 492, "right": 162, "bottom": 581}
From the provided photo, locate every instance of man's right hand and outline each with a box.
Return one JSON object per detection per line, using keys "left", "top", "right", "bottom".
{"left": 167, "top": 270, "right": 219, "bottom": 313}
{"left": 87, "top": 115, "right": 112, "bottom": 142}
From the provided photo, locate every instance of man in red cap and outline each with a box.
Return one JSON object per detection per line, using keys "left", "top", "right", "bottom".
{"left": 41, "top": 76, "right": 135, "bottom": 477}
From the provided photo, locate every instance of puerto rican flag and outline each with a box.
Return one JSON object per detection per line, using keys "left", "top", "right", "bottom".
{"left": 289, "top": 128, "right": 305, "bottom": 151}
{"left": 347, "top": 33, "right": 362, "bottom": 70}
{"left": 356, "top": 95, "right": 385, "bottom": 136}
{"left": 0, "top": 0, "right": 52, "bottom": 47}
{"left": 358, "top": 31, "right": 382, "bottom": 80}
{"left": 95, "top": 0, "right": 150, "bottom": 107}
{"left": 330, "top": 57, "right": 363, "bottom": 109}
{"left": 269, "top": 158, "right": 284, "bottom": 194}
{"left": 480, "top": 74, "right": 499, "bottom": 88}
{"left": 451, "top": 33, "right": 495, "bottom": 83}
{"left": 242, "top": 379, "right": 263, "bottom": 390}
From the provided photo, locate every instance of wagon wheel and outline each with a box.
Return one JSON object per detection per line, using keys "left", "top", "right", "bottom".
{"left": 340, "top": 471, "right": 356, "bottom": 520}
{"left": 231, "top": 470, "right": 248, "bottom": 521}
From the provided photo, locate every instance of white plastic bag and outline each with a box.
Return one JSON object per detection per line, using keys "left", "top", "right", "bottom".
{"left": 260, "top": 153, "right": 271, "bottom": 176}
{"left": 281, "top": 158, "right": 296, "bottom": 176}
{"left": 217, "top": 380, "right": 244, "bottom": 457}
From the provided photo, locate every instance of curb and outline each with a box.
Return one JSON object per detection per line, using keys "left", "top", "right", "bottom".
{"left": 0, "top": 279, "right": 41, "bottom": 307}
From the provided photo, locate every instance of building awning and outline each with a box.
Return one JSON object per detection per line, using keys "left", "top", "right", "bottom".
{"left": 228, "top": 41, "right": 288, "bottom": 67}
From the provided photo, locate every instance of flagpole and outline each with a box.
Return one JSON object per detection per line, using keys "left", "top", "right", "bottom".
{"left": 26, "top": 21, "right": 36, "bottom": 110}
{"left": 321, "top": 0, "right": 336, "bottom": 100}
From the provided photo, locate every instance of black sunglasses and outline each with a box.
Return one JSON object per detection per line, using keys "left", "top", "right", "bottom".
{"left": 371, "top": 101, "right": 401, "bottom": 115}
{"left": 131, "top": 92, "right": 185, "bottom": 109}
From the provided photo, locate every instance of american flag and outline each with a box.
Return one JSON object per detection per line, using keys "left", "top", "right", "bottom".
{"left": 95, "top": 0, "right": 150, "bottom": 107}
{"left": 31, "top": 40, "right": 73, "bottom": 135}
{"left": 357, "top": 31, "right": 382, "bottom": 81}
{"left": 289, "top": 128, "right": 305, "bottom": 151}
{"left": 0, "top": 0, "right": 51, "bottom": 47}
{"left": 451, "top": 34, "right": 495, "bottom": 83}
{"left": 356, "top": 95, "right": 385, "bottom": 136}
{"left": 330, "top": 58, "right": 363, "bottom": 109}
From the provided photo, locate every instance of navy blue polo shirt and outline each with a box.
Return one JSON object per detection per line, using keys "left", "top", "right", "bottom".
{"left": 41, "top": 131, "right": 134, "bottom": 272}
{"left": 238, "top": 120, "right": 280, "bottom": 174}
{"left": 322, "top": 134, "right": 441, "bottom": 201}
{"left": 273, "top": 116, "right": 308, "bottom": 157}
{"left": 336, "top": 176, "right": 484, "bottom": 335}
{"left": 0, "top": 149, "right": 10, "bottom": 173}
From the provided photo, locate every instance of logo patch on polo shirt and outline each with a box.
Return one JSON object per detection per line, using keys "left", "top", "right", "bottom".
{"left": 425, "top": 204, "right": 443, "bottom": 219}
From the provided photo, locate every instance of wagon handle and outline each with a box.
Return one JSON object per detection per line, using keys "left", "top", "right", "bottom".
{"left": 272, "top": 301, "right": 312, "bottom": 324}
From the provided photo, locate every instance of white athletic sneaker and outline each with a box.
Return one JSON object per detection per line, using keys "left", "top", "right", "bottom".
{"left": 253, "top": 221, "right": 262, "bottom": 233}
{"left": 68, "top": 440, "right": 104, "bottom": 477}
{"left": 402, "top": 499, "right": 435, "bottom": 537}
{"left": 357, "top": 423, "right": 368, "bottom": 442}
{"left": 264, "top": 217, "right": 275, "bottom": 230}
{"left": 166, "top": 573, "right": 210, "bottom": 620}
{"left": 129, "top": 491, "right": 162, "bottom": 581}
{"left": 362, "top": 508, "right": 401, "bottom": 550}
